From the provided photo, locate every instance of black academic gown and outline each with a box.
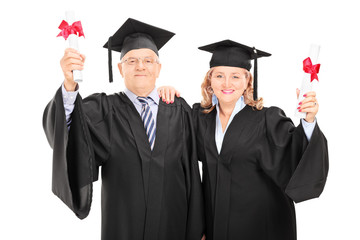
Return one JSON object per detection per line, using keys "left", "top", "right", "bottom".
{"left": 192, "top": 104, "right": 328, "bottom": 240}
{"left": 43, "top": 86, "right": 204, "bottom": 240}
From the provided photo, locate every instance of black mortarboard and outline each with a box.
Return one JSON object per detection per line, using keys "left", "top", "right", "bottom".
{"left": 103, "top": 18, "right": 175, "bottom": 82}
{"left": 199, "top": 39, "right": 271, "bottom": 100}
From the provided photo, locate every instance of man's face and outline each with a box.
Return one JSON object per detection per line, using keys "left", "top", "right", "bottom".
{"left": 118, "top": 48, "right": 161, "bottom": 96}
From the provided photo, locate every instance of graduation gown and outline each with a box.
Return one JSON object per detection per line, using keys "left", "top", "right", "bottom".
{"left": 192, "top": 103, "right": 328, "bottom": 240}
{"left": 43, "top": 86, "right": 204, "bottom": 240}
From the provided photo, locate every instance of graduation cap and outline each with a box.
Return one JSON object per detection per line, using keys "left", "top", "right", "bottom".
{"left": 198, "top": 39, "right": 271, "bottom": 100}
{"left": 103, "top": 18, "right": 175, "bottom": 82}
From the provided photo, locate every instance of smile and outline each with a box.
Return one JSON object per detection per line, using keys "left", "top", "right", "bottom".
{"left": 221, "top": 90, "right": 234, "bottom": 94}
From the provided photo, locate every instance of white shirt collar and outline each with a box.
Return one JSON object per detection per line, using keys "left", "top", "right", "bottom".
{"left": 124, "top": 87, "right": 160, "bottom": 105}
{"left": 213, "top": 94, "right": 246, "bottom": 154}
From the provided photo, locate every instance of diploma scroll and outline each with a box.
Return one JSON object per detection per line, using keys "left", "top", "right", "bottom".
{"left": 65, "top": 11, "right": 83, "bottom": 82}
{"left": 295, "top": 44, "right": 320, "bottom": 118}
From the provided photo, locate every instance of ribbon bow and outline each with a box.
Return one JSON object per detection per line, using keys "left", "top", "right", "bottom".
{"left": 303, "top": 57, "right": 320, "bottom": 82}
{"left": 57, "top": 20, "right": 84, "bottom": 40}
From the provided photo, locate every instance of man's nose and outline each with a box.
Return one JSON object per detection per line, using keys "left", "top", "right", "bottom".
{"left": 136, "top": 59, "right": 146, "bottom": 69}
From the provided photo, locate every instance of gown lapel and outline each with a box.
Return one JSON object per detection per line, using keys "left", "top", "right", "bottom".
{"left": 203, "top": 109, "right": 218, "bottom": 213}
{"left": 204, "top": 105, "right": 252, "bottom": 239}
{"left": 119, "top": 92, "right": 168, "bottom": 240}
{"left": 119, "top": 92, "right": 152, "bottom": 206}
{"left": 143, "top": 100, "right": 169, "bottom": 240}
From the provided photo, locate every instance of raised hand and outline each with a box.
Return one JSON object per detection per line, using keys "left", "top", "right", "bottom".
{"left": 60, "top": 48, "right": 85, "bottom": 91}
{"left": 297, "top": 88, "right": 318, "bottom": 123}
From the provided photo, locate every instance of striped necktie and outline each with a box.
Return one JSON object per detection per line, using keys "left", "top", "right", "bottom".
{"left": 137, "top": 97, "right": 156, "bottom": 150}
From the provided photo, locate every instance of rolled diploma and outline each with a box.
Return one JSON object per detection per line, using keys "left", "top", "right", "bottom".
{"left": 66, "top": 11, "right": 83, "bottom": 82}
{"left": 295, "top": 44, "right": 320, "bottom": 118}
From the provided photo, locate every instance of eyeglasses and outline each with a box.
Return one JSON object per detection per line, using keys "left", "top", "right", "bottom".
{"left": 122, "top": 57, "right": 160, "bottom": 66}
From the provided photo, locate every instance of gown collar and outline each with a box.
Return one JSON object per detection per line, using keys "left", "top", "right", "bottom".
{"left": 212, "top": 94, "right": 246, "bottom": 154}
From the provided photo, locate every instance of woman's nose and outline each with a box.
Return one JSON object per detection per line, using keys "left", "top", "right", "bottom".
{"left": 224, "top": 77, "right": 231, "bottom": 87}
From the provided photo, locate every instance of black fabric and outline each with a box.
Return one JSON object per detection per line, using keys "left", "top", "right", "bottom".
{"left": 253, "top": 49, "right": 258, "bottom": 100}
{"left": 103, "top": 18, "right": 175, "bottom": 55}
{"left": 209, "top": 46, "right": 252, "bottom": 70}
{"left": 192, "top": 103, "right": 328, "bottom": 240}
{"left": 43, "top": 86, "right": 204, "bottom": 240}
{"left": 121, "top": 33, "right": 159, "bottom": 59}
{"left": 199, "top": 39, "right": 271, "bottom": 100}
{"left": 42, "top": 87, "right": 95, "bottom": 219}
{"left": 107, "top": 36, "right": 113, "bottom": 83}
{"left": 102, "top": 18, "right": 175, "bottom": 83}
{"left": 198, "top": 39, "right": 271, "bottom": 69}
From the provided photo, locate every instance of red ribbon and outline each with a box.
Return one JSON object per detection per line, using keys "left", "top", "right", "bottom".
{"left": 57, "top": 20, "right": 84, "bottom": 40}
{"left": 303, "top": 57, "right": 320, "bottom": 82}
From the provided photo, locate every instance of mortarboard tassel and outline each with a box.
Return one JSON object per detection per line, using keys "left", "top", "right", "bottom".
{"left": 253, "top": 47, "right": 258, "bottom": 101}
{"left": 108, "top": 36, "right": 113, "bottom": 83}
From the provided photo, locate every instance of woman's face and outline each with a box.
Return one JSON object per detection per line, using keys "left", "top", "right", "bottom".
{"left": 210, "top": 66, "right": 249, "bottom": 106}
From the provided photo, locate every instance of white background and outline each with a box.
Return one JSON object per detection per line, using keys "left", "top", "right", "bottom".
{"left": 1, "top": 0, "right": 359, "bottom": 239}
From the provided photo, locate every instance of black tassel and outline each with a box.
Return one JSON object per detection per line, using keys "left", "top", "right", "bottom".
{"left": 253, "top": 47, "right": 258, "bottom": 101}
{"left": 108, "top": 36, "right": 113, "bottom": 83}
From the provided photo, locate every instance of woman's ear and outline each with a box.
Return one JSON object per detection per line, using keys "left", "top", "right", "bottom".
{"left": 245, "top": 76, "right": 250, "bottom": 88}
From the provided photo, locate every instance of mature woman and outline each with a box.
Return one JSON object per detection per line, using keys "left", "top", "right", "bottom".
{"left": 159, "top": 39, "right": 328, "bottom": 240}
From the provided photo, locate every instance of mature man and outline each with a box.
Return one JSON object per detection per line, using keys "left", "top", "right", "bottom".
{"left": 43, "top": 18, "right": 204, "bottom": 240}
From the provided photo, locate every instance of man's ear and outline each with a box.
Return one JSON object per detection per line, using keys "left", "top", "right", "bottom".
{"left": 118, "top": 63, "right": 124, "bottom": 77}
{"left": 156, "top": 63, "right": 162, "bottom": 78}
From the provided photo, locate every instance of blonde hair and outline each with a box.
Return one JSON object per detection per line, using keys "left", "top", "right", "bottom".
{"left": 200, "top": 68, "right": 264, "bottom": 113}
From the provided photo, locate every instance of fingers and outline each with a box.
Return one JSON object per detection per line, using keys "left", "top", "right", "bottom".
{"left": 161, "top": 88, "right": 166, "bottom": 103}
{"left": 165, "top": 88, "right": 170, "bottom": 103}
{"left": 157, "top": 88, "right": 162, "bottom": 96}
{"left": 63, "top": 48, "right": 85, "bottom": 62}
{"left": 80, "top": 53, "right": 86, "bottom": 63}
{"left": 299, "top": 91, "right": 317, "bottom": 104}
{"left": 158, "top": 86, "right": 178, "bottom": 104}
{"left": 298, "top": 101, "right": 319, "bottom": 112}
{"left": 61, "top": 48, "right": 85, "bottom": 82}
{"left": 299, "top": 96, "right": 317, "bottom": 105}
{"left": 64, "top": 57, "right": 84, "bottom": 69}
{"left": 298, "top": 95, "right": 318, "bottom": 111}
{"left": 297, "top": 91, "right": 319, "bottom": 123}
{"left": 169, "top": 88, "right": 175, "bottom": 103}
{"left": 175, "top": 90, "right": 181, "bottom": 98}
{"left": 302, "top": 91, "right": 316, "bottom": 98}
{"left": 65, "top": 47, "right": 79, "bottom": 54}
{"left": 158, "top": 88, "right": 166, "bottom": 103}
{"left": 304, "top": 91, "right": 316, "bottom": 97}
{"left": 296, "top": 88, "right": 300, "bottom": 99}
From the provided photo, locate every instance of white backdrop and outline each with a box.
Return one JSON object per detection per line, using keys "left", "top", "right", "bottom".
{"left": 1, "top": 0, "right": 359, "bottom": 239}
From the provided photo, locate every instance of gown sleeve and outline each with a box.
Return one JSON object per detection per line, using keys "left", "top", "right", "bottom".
{"left": 191, "top": 103, "right": 203, "bottom": 162}
{"left": 42, "top": 86, "right": 112, "bottom": 219}
{"left": 181, "top": 100, "right": 205, "bottom": 239}
{"left": 260, "top": 106, "right": 329, "bottom": 203}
